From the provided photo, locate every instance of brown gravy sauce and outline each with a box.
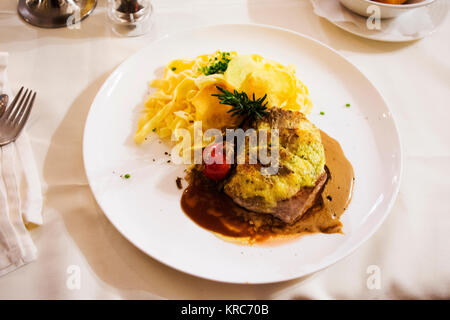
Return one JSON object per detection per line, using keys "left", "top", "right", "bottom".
{"left": 180, "top": 131, "right": 354, "bottom": 244}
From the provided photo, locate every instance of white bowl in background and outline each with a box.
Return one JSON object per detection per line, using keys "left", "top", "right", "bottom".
{"left": 340, "top": 0, "right": 436, "bottom": 19}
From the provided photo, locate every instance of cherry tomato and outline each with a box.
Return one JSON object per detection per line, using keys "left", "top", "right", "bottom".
{"left": 202, "top": 143, "right": 231, "bottom": 181}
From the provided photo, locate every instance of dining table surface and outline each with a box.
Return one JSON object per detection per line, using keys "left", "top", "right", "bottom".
{"left": 0, "top": 0, "right": 449, "bottom": 299}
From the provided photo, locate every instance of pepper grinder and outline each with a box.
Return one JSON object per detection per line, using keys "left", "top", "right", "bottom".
{"left": 18, "top": 0, "right": 97, "bottom": 28}
{"left": 107, "top": 0, "right": 153, "bottom": 37}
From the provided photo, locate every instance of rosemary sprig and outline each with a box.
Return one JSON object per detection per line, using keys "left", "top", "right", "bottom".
{"left": 212, "top": 86, "right": 268, "bottom": 124}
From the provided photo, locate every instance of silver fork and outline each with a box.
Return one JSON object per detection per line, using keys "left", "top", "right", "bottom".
{"left": 0, "top": 87, "right": 36, "bottom": 147}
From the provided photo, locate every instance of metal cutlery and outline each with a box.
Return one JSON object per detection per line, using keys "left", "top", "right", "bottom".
{"left": 0, "top": 94, "right": 8, "bottom": 118}
{"left": 0, "top": 87, "right": 36, "bottom": 147}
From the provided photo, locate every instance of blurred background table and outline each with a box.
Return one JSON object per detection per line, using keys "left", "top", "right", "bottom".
{"left": 0, "top": 0, "right": 449, "bottom": 299}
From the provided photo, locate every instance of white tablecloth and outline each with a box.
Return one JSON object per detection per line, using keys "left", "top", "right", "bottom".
{"left": 0, "top": 0, "right": 449, "bottom": 299}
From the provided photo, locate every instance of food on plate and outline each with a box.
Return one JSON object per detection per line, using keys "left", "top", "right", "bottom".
{"left": 137, "top": 51, "right": 354, "bottom": 244}
{"left": 182, "top": 129, "right": 354, "bottom": 243}
{"left": 134, "top": 51, "right": 313, "bottom": 145}
{"left": 202, "top": 143, "right": 231, "bottom": 181}
{"left": 223, "top": 108, "right": 327, "bottom": 224}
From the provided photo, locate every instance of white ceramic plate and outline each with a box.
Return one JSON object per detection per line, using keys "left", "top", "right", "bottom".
{"left": 83, "top": 24, "right": 402, "bottom": 284}
{"left": 332, "top": 0, "right": 448, "bottom": 42}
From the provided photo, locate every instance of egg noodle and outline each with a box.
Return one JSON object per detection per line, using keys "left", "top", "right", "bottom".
{"left": 135, "top": 51, "right": 313, "bottom": 146}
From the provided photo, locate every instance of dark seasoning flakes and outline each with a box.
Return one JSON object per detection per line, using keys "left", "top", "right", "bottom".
{"left": 176, "top": 177, "right": 183, "bottom": 190}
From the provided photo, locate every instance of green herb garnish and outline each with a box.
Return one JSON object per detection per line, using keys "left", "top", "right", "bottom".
{"left": 202, "top": 51, "right": 232, "bottom": 75}
{"left": 212, "top": 86, "right": 268, "bottom": 124}
{"left": 346, "top": 103, "right": 350, "bottom": 107}
{"left": 152, "top": 128, "right": 156, "bottom": 132}
{"left": 124, "top": 174, "right": 131, "bottom": 179}
{"left": 320, "top": 111, "right": 325, "bottom": 115}
{"left": 171, "top": 67, "right": 176, "bottom": 71}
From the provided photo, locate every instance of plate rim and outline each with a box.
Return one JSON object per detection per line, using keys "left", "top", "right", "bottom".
{"left": 330, "top": 20, "right": 430, "bottom": 43}
{"left": 82, "top": 23, "right": 403, "bottom": 284}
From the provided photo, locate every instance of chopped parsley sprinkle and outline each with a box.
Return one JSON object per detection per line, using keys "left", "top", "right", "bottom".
{"left": 346, "top": 103, "right": 351, "bottom": 107}
{"left": 124, "top": 174, "right": 130, "bottom": 179}
{"left": 152, "top": 128, "right": 156, "bottom": 132}
{"left": 171, "top": 67, "right": 176, "bottom": 71}
{"left": 320, "top": 111, "right": 325, "bottom": 115}
{"left": 202, "top": 51, "right": 232, "bottom": 75}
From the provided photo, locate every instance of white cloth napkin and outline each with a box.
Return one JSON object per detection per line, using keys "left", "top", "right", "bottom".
{"left": 0, "top": 52, "right": 43, "bottom": 277}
